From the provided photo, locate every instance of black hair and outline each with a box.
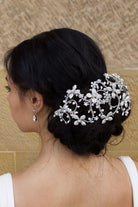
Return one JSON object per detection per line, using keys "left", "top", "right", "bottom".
{"left": 4, "top": 28, "right": 130, "bottom": 156}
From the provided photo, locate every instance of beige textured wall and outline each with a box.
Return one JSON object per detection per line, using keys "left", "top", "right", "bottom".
{"left": 0, "top": 0, "right": 138, "bottom": 174}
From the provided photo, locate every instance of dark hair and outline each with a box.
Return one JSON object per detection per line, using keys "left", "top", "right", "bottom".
{"left": 4, "top": 28, "right": 130, "bottom": 156}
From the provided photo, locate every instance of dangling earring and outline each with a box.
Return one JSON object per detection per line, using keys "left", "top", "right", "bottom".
{"left": 33, "top": 108, "right": 37, "bottom": 122}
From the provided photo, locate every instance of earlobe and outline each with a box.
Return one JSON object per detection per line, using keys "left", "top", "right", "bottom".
{"left": 32, "top": 95, "right": 44, "bottom": 113}
{"left": 30, "top": 90, "right": 44, "bottom": 113}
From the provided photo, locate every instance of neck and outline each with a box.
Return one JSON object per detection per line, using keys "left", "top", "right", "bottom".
{"left": 27, "top": 116, "right": 106, "bottom": 175}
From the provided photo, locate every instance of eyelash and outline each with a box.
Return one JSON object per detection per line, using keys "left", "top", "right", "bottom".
{"left": 5, "top": 86, "right": 11, "bottom": 92}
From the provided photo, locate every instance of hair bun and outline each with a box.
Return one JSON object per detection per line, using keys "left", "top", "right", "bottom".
{"left": 110, "top": 123, "right": 123, "bottom": 136}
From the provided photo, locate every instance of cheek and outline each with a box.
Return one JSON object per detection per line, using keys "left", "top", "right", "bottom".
{"left": 7, "top": 93, "right": 20, "bottom": 120}
{"left": 7, "top": 92, "right": 35, "bottom": 132}
{"left": 7, "top": 93, "right": 13, "bottom": 112}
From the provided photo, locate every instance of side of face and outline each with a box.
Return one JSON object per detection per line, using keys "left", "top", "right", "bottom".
{"left": 6, "top": 76, "right": 39, "bottom": 132}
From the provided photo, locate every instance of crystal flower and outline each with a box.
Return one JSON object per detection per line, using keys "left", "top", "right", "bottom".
{"left": 86, "top": 88, "right": 102, "bottom": 103}
{"left": 121, "top": 93, "right": 130, "bottom": 108}
{"left": 101, "top": 112, "right": 113, "bottom": 124}
{"left": 67, "top": 85, "right": 80, "bottom": 99}
{"left": 73, "top": 115, "right": 86, "bottom": 126}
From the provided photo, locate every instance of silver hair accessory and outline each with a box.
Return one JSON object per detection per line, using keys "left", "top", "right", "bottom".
{"left": 33, "top": 108, "right": 37, "bottom": 122}
{"left": 53, "top": 73, "right": 131, "bottom": 126}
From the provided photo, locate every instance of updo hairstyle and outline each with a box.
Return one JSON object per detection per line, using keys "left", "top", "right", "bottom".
{"left": 4, "top": 28, "right": 130, "bottom": 156}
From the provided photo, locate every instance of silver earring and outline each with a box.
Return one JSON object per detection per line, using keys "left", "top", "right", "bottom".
{"left": 33, "top": 109, "right": 37, "bottom": 122}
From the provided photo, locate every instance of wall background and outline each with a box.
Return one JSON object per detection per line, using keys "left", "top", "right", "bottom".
{"left": 0, "top": 0, "right": 137, "bottom": 174}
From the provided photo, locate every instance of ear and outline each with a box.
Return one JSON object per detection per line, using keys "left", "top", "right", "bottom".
{"left": 30, "top": 91, "right": 44, "bottom": 113}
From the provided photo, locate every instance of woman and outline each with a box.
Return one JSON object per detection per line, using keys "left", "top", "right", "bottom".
{"left": 1, "top": 28, "right": 138, "bottom": 207}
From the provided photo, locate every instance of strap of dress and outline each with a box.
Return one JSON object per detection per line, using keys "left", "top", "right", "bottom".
{"left": 118, "top": 156, "right": 138, "bottom": 207}
{"left": 0, "top": 173, "right": 15, "bottom": 207}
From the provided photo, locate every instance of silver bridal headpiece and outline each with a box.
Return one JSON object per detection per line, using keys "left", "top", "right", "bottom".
{"left": 53, "top": 73, "right": 131, "bottom": 126}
